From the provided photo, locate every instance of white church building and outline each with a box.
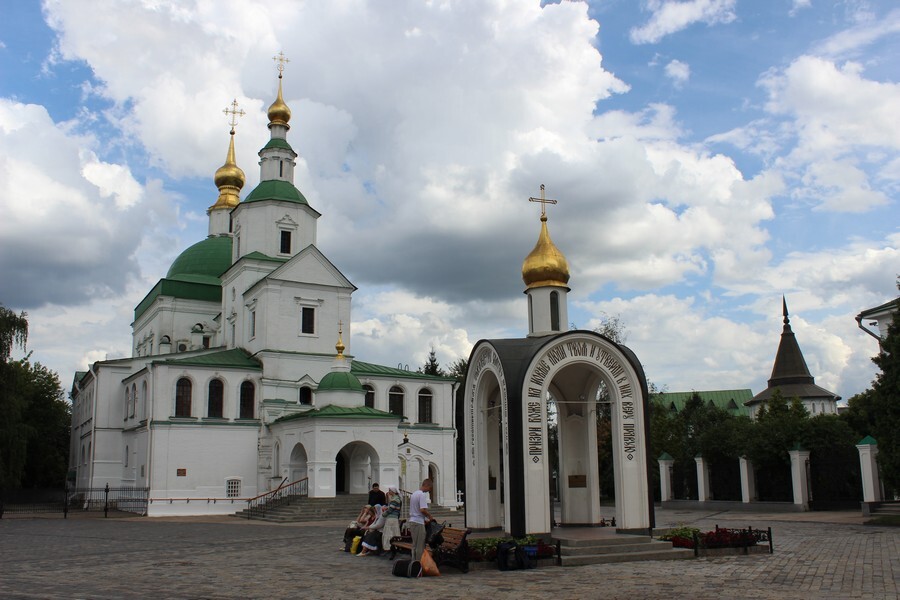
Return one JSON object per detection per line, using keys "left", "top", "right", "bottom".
{"left": 68, "top": 65, "right": 458, "bottom": 516}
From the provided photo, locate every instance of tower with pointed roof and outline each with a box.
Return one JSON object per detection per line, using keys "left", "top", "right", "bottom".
{"left": 522, "top": 185, "right": 570, "bottom": 336}
{"left": 746, "top": 297, "right": 840, "bottom": 418}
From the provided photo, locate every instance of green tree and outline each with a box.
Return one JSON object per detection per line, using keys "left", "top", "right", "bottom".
{"left": 422, "top": 347, "right": 445, "bottom": 376}
{"left": 866, "top": 301, "right": 900, "bottom": 493}
{"left": 0, "top": 306, "right": 69, "bottom": 489}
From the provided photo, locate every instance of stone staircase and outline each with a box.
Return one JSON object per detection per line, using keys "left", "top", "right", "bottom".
{"left": 869, "top": 500, "right": 900, "bottom": 517}
{"left": 555, "top": 532, "right": 694, "bottom": 566}
{"left": 234, "top": 492, "right": 466, "bottom": 524}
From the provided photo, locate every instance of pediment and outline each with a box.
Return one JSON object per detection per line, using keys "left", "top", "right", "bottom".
{"left": 264, "top": 245, "right": 356, "bottom": 291}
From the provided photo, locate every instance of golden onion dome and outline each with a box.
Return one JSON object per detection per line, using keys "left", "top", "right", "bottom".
{"left": 522, "top": 214, "right": 570, "bottom": 289}
{"left": 210, "top": 131, "right": 245, "bottom": 210}
{"left": 267, "top": 74, "right": 291, "bottom": 128}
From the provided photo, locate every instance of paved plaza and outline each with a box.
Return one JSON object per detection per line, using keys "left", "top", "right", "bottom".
{"left": 1, "top": 507, "right": 898, "bottom": 599}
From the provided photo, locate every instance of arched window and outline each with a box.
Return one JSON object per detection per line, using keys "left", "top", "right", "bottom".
{"left": 141, "top": 381, "right": 148, "bottom": 420}
{"left": 124, "top": 387, "right": 131, "bottom": 421}
{"left": 299, "top": 386, "right": 312, "bottom": 405}
{"left": 389, "top": 386, "right": 404, "bottom": 417}
{"left": 550, "top": 291, "right": 560, "bottom": 331}
{"left": 418, "top": 388, "right": 433, "bottom": 423}
{"left": 208, "top": 379, "right": 224, "bottom": 418}
{"left": 175, "top": 378, "right": 192, "bottom": 417}
{"left": 363, "top": 385, "right": 375, "bottom": 409}
{"left": 239, "top": 381, "right": 255, "bottom": 419}
{"left": 124, "top": 445, "right": 129, "bottom": 467}
{"left": 130, "top": 384, "right": 137, "bottom": 418}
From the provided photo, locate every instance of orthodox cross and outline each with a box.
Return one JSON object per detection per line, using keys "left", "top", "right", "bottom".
{"left": 273, "top": 51, "right": 290, "bottom": 74}
{"left": 528, "top": 184, "right": 558, "bottom": 217}
{"left": 222, "top": 99, "right": 245, "bottom": 134}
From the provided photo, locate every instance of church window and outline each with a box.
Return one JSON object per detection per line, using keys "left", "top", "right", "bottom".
{"left": 175, "top": 378, "right": 192, "bottom": 417}
{"left": 239, "top": 381, "right": 255, "bottom": 419}
{"left": 202, "top": 336, "right": 211, "bottom": 349}
{"left": 208, "top": 379, "right": 224, "bottom": 418}
{"left": 124, "top": 388, "right": 130, "bottom": 421}
{"left": 299, "top": 386, "right": 312, "bottom": 405}
{"left": 363, "top": 385, "right": 375, "bottom": 409}
{"left": 528, "top": 295, "right": 534, "bottom": 333}
{"left": 141, "top": 381, "right": 148, "bottom": 420}
{"left": 130, "top": 384, "right": 137, "bottom": 418}
{"left": 226, "top": 478, "right": 241, "bottom": 498}
{"left": 250, "top": 310, "right": 257, "bottom": 338}
{"left": 301, "top": 306, "right": 315, "bottom": 334}
{"left": 418, "top": 388, "right": 433, "bottom": 423}
{"left": 550, "top": 291, "right": 560, "bottom": 331}
{"left": 280, "top": 230, "right": 291, "bottom": 254}
{"left": 124, "top": 445, "right": 129, "bottom": 467}
{"left": 279, "top": 160, "right": 284, "bottom": 177}
{"left": 389, "top": 386, "right": 404, "bottom": 417}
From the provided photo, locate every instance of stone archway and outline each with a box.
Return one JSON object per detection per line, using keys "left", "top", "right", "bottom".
{"left": 288, "top": 442, "right": 308, "bottom": 483}
{"left": 336, "top": 441, "right": 381, "bottom": 495}
{"left": 464, "top": 332, "right": 653, "bottom": 537}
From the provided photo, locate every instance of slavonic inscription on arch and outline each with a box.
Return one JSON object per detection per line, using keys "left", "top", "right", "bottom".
{"left": 526, "top": 338, "right": 639, "bottom": 463}
{"left": 467, "top": 346, "right": 507, "bottom": 469}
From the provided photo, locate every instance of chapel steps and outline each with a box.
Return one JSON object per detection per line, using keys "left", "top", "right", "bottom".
{"left": 869, "top": 500, "right": 900, "bottom": 516}
{"left": 554, "top": 533, "right": 694, "bottom": 566}
{"left": 233, "top": 493, "right": 466, "bottom": 524}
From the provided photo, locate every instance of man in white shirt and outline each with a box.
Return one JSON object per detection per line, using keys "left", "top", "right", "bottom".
{"left": 408, "top": 478, "right": 433, "bottom": 561}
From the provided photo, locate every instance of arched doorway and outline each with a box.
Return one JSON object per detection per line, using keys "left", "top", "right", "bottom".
{"left": 336, "top": 441, "right": 381, "bottom": 495}
{"left": 289, "top": 443, "right": 308, "bottom": 483}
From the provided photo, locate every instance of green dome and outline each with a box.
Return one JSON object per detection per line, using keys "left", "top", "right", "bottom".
{"left": 166, "top": 236, "right": 233, "bottom": 283}
{"left": 244, "top": 179, "right": 309, "bottom": 205}
{"left": 318, "top": 371, "right": 363, "bottom": 392}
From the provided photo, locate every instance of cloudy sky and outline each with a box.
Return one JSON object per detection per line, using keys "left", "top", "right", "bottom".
{"left": 1, "top": 0, "right": 897, "bottom": 401}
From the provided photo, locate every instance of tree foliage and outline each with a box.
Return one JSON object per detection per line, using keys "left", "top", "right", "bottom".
{"left": 0, "top": 307, "right": 70, "bottom": 489}
{"left": 421, "top": 347, "right": 445, "bottom": 376}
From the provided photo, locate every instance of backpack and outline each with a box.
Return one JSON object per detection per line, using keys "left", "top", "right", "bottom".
{"left": 392, "top": 559, "right": 423, "bottom": 578}
{"left": 496, "top": 541, "right": 534, "bottom": 571}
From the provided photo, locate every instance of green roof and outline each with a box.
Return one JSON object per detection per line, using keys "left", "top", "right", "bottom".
{"left": 166, "top": 236, "right": 233, "bottom": 282}
{"left": 159, "top": 348, "right": 262, "bottom": 370}
{"left": 275, "top": 404, "right": 400, "bottom": 423}
{"left": 653, "top": 389, "right": 752, "bottom": 417}
{"left": 350, "top": 360, "right": 456, "bottom": 382}
{"left": 857, "top": 435, "right": 877, "bottom": 446}
{"left": 318, "top": 370, "right": 364, "bottom": 392}
{"left": 241, "top": 251, "right": 289, "bottom": 263}
{"left": 262, "top": 138, "right": 295, "bottom": 152}
{"left": 134, "top": 279, "right": 222, "bottom": 321}
{"left": 244, "top": 180, "right": 309, "bottom": 205}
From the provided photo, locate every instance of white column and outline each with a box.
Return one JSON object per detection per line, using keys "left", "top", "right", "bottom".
{"left": 788, "top": 448, "right": 811, "bottom": 510}
{"left": 856, "top": 437, "right": 882, "bottom": 503}
{"left": 658, "top": 454, "right": 674, "bottom": 502}
{"left": 739, "top": 456, "right": 756, "bottom": 503}
{"left": 695, "top": 455, "right": 710, "bottom": 502}
{"left": 307, "top": 460, "right": 336, "bottom": 498}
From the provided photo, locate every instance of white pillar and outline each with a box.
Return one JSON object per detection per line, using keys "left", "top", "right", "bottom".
{"left": 307, "top": 460, "right": 336, "bottom": 498}
{"left": 739, "top": 456, "right": 756, "bottom": 503}
{"left": 856, "top": 437, "right": 882, "bottom": 503}
{"left": 695, "top": 455, "right": 710, "bottom": 502}
{"left": 788, "top": 447, "right": 811, "bottom": 510}
{"left": 658, "top": 453, "right": 674, "bottom": 502}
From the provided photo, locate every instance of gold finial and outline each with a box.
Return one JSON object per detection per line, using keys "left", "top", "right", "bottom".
{"left": 528, "top": 184, "right": 558, "bottom": 220}
{"left": 522, "top": 184, "right": 569, "bottom": 290}
{"left": 335, "top": 321, "right": 346, "bottom": 359}
{"left": 267, "top": 52, "right": 292, "bottom": 128}
{"left": 210, "top": 100, "right": 246, "bottom": 211}
{"left": 223, "top": 98, "right": 246, "bottom": 134}
{"left": 273, "top": 51, "right": 290, "bottom": 76}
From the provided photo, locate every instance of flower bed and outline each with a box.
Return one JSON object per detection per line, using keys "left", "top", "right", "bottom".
{"left": 659, "top": 524, "right": 772, "bottom": 554}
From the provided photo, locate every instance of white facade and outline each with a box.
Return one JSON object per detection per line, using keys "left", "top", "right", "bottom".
{"left": 69, "top": 76, "right": 458, "bottom": 516}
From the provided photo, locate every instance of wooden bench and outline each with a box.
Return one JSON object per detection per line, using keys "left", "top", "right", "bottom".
{"left": 389, "top": 525, "right": 472, "bottom": 573}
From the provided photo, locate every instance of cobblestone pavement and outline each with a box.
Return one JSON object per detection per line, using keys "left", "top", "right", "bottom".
{"left": 1, "top": 508, "right": 898, "bottom": 600}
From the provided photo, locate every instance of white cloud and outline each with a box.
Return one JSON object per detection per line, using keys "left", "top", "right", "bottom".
{"left": 664, "top": 59, "right": 691, "bottom": 88}
{"left": 629, "top": 0, "right": 737, "bottom": 45}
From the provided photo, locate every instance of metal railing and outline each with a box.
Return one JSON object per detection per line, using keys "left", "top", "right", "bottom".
{"left": 0, "top": 484, "right": 149, "bottom": 518}
{"left": 245, "top": 477, "right": 308, "bottom": 519}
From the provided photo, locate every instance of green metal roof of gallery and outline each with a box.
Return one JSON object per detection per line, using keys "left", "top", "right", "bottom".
{"left": 653, "top": 389, "right": 752, "bottom": 416}
{"left": 350, "top": 360, "right": 456, "bottom": 381}
{"left": 157, "top": 348, "right": 262, "bottom": 370}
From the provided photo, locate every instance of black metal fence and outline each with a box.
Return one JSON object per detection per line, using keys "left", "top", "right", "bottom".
{"left": 1, "top": 484, "right": 149, "bottom": 518}
{"left": 245, "top": 477, "right": 308, "bottom": 519}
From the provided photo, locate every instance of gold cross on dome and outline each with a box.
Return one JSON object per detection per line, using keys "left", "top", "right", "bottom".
{"left": 528, "top": 184, "right": 558, "bottom": 217}
{"left": 223, "top": 99, "right": 245, "bottom": 133}
{"left": 273, "top": 51, "right": 290, "bottom": 74}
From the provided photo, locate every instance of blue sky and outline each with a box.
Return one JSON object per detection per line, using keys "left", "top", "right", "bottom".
{"left": 1, "top": 0, "right": 897, "bottom": 401}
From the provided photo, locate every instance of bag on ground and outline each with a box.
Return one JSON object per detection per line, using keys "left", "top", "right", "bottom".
{"left": 350, "top": 535, "right": 362, "bottom": 554}
{"left": 496, "top": 541, "right": 518, "bottom": 571}
{"left": 420, "top": 547, "right": 440, "bottom": 577}
{"left": 392, "top": 559, "right": 423, "bottom": 578}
